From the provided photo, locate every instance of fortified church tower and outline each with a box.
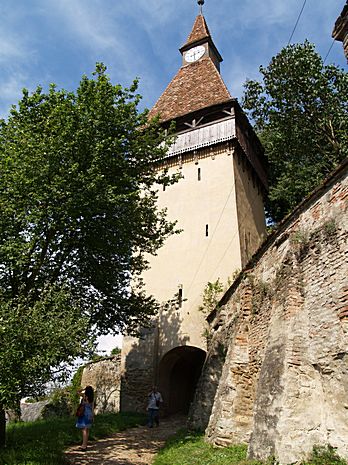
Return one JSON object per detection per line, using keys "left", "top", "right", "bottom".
{"left": 121, "top": 2, "right": 267, "bottom": 415}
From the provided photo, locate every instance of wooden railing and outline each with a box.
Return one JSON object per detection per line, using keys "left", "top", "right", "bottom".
{"left": 167, "top": 118, "right": 235, "bottom": 156}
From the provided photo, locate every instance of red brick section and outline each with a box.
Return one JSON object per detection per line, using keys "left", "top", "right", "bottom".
{"left": 183, "top": 14, "right": 211, "bottom": 48}
{"left": 337, "top": 287, "right": 348, "bottom": 320}
{"left": 148, "top": 57, "right": 232, "bottom": 122}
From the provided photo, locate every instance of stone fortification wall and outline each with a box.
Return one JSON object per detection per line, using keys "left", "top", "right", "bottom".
{"left": 189, "top": 160, "right": 348, "bottom": 464}
{"left": 20, "top": 400, "right": 50, "bottom": 422}
{"left": 120, "top": 328, "right": 158, "bottom": 413}
{"left": 81, "top": 355, "right": 121, "bottom": 414}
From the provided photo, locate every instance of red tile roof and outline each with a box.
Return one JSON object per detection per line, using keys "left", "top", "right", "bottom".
{"left": 183, "top": 14, "right": 211, "bottom": 48}
{"left": 148, "top": 57, "right": 232, "bottom": 122}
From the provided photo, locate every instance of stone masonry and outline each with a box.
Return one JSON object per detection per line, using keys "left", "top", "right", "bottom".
{"left": 81, "top": 355, "right": 121, "bottom": 414}
{"left": 189, "top": 159, "right": 348, "bottom": 464}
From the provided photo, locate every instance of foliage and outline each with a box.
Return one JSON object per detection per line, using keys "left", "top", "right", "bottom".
{"left": 198, "top": 279, "right": 224, "bottom": 315}
{"left": 41, "top": 388, "right": 71, "bottom": 419}
{"left": 67, "top": 365, "right": 84, "bottom": 413}
{"left": 201, "top": 327, "right": 212, "bottom": 346}
{"left": 242, "top": 41, "right": 348, "bottom": 222}
{"left": 0, "top": 63, "right": 178, "bottom": 415}
{"left": 110, "top": 347, "right": 122, "bottom": 356}
{"left": 0, "top": 411, "right": 146, "bottom": 465}
{"left": 0, "top": 292, "right": 92, "bottom": 410}
{"left": 303, "top": 445, "right": 347, "bottom": 465}
{"left": 322, "top": 218, "right": 337, "bottom": 238}
{"left": 90, "top": 353, "right": 106, "bottom": 363}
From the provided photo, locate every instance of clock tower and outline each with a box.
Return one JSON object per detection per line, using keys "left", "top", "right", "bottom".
{"left": 180, "top": 13, "right": 222, "bottom": 70}
{"left": 121, "top": 6, "right": 267, "bottom": 416}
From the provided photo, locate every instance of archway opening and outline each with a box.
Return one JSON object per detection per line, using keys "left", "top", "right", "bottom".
{"left": 158, "top": 346, "right": 206, "bottom": 415}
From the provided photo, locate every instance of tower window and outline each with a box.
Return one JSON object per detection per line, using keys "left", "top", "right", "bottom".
{"left": 206, "top": 224, "right": 209, "bottom": 237}
{"left": 163, "top": 184, "right": 166, "bottom": 191}
{"left": 178, "top": 287, "right": 183, "bottom": 308}
{"left": 198, "top": 167, "right": 201, "bottom": 181}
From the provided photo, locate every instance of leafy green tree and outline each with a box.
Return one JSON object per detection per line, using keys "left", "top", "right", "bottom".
{"left": 0, "top": 63, "right": 177, "bottom": 445}
{"left": 242, "top": 41, "right": 348, "bottom": 222}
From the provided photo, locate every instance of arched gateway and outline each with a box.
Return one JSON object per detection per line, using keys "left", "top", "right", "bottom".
{"left": 120, "top": 7, "right": 266, "bottom": 415}
{"left": 158, "top": 346, "right": 206, "bottom": 414}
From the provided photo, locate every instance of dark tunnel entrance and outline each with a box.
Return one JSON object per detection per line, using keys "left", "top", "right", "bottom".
{"left": 158, "top": 346, "right": 206, "bottom": 415}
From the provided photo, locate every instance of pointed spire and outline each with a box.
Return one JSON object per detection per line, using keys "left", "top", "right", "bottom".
{"left": 182, "top": 14, "right": 211, "bottom": 49}
{"left": 179, "top": 12, "right": 222, "bottom": 65}
{"left": 148, "top": 7, "right": 230, "bottom": 123}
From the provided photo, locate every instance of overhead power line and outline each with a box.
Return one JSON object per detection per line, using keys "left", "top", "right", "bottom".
{"left": 287, "top": 0, "right": 307, "bottom": 45}
{"left": 323, "top": 38, "right": 336, "bottom": 64}
{"left": 185, "top": 175, "right": 236, "bottom": 299}
{"left": 188, "top": 207, "right": 252, "bottom": 313}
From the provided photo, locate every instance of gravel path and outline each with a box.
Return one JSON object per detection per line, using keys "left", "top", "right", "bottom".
{"left": 65, "top": 415, "right": 186, "bottom": 465}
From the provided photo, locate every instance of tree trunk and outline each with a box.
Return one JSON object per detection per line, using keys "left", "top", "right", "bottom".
{"left": 0, "top": 406, "right": 5, "bottom": 448}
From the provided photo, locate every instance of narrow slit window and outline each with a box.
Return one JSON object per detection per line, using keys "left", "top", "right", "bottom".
{"left": 163, "top": 184, "right": 166, "bottom": 191}
{"left": 178, "top": 288, "right": 183, "bottom": 308}
{"left": 206, "top": 224, "right": 209, "bottom": 237}
{"left": 198, "top": 167, "right": 201, "bottom": 181}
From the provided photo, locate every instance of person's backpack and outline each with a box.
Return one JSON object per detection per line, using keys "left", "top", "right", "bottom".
{"left": 76, "top": 402, "right": 85, "bottom": 417}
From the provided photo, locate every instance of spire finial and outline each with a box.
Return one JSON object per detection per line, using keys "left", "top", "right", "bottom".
{"left": 197, "top": 0, "right": 204, "bottom": 14}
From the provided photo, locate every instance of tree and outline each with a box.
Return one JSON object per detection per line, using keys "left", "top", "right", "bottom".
{"left": 198, "top": 279, "right": 224, "bottom": 315}
{"left": 242, "top": 41, "right": 348, "bottom": 222}
{"left": 0, "top": 63, "right": 177, "bottom": 444}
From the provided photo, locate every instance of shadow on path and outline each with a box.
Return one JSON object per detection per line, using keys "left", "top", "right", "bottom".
{"left": 65, "top": 415, "right": 186, "bottom": 465}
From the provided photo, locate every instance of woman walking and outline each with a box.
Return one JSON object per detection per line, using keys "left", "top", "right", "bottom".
{"left": 76, "top": 385, "right": 95, "bottom": 451}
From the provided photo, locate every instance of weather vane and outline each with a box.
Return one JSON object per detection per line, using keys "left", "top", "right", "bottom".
{"left": 197, "top": 0, "right": 204, "bottom": 14}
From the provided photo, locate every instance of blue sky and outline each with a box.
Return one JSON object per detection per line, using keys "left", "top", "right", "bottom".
{"left": 1, "top": 0, "right": 347, "bottom": 120}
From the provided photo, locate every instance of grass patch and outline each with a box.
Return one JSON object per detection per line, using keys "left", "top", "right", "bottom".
{"left": 152, "top": 431, "right": 347, "bottom": 465}
{"left": 1, "top": 418, "right": 346, "bottom": 465}
{"left": 152, "top": 430, "right": 263, "bottom": 465}
{"left": 0, "top": 411, "right": 146, "bottom": 465}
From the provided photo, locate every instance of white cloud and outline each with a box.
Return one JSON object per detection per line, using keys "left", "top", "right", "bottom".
{"left": 52, "top": 0, "right": 119, "bottom": 51}
{"left": 0, "top": 72, "right": 31, "bottom": 117}
{"left": 0, "top": 36, "right": 26, "bottom": 63}
{"left": 0, "top": 73, "right": 26, "bottom": 100}
{"left": 41, "top": 0, "right": 153, "bottom": 83}
{"left": 97, "top": 334, "right": 123, "bottom": 355}
{"left": 0, "top": 0, "right": 345, "bottom": 119}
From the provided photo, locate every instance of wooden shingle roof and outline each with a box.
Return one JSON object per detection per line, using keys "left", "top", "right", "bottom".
{"left": 148, "top": 58, "right": 232, "bottom": 122}
{"left": 148, "top": 14, "right": 232, "bottom": 123}
{"left": 183, "top": 14, "right": 211, "bottom": 49}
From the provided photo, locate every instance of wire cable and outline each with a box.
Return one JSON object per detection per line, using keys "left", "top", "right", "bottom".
{"left": 323, "top": 38, "right": 336, "bottom": 64}
{"left": 188, "top": 207, "right": 252, "bottom": 313}
{"left": 287, "top": 0, "right": 307, "bottom": 45}
{"left": 184, "top": 162, "right": 236, "bottom": 299}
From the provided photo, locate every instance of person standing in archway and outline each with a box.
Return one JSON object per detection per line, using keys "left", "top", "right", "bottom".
{"left": 147, "top": 386, "right": 163, "bottom": 428}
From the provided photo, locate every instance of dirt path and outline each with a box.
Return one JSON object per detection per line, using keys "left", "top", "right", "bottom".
{"left": 65, "top": 415, "right": 186, "bottom": 465}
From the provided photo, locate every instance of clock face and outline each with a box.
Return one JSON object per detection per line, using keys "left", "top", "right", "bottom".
{"left": 184, "top": 45, "right": 205, "bottom": 63}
